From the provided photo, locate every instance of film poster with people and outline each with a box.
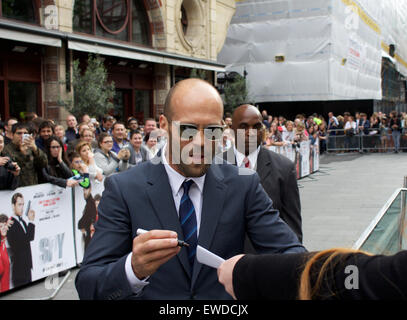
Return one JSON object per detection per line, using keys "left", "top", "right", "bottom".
{"left": 74, "top": 180, "right": 105, "bottom": 264}
{"left": 0, "top": 183, "right": 76, "bottom": 293}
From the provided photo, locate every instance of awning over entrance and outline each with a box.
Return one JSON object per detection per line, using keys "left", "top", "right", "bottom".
{"left": 0, "top": 20, "right": 61, "bottom": 47}
{"left": 0, "top": 19, "right": 225, "bottom": 72}
{"left": 67, "top": 35, "right": 225, "bottom": 73}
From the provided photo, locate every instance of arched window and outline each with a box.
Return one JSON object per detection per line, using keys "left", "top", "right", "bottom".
{"left": 0, "top": 0, "right": 38, "bottom": 24}
{"left": 73, "top": 0, "right": 151, "bottom": 46}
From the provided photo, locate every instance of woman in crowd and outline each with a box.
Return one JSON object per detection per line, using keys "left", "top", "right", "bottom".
{"left": 76, "top": 141, "right": 104, "bottom": 183}
{"left": 294, "top": 122, "right": 309, "bottom": 146}
{"left": 42, "top": 136, "right": 78, "bottom": 188}
{"left": 0, "top": 135, "right": 20, "bottom": 190}
{"left": 217, "top": 247, "right": 407, "bottom": 300}
{"left": 126, "top": 131, "right": 150, "bottom": 166}
{"left": 307, "top": 125, "right": 318, "bottom": 146}
{"left": 266, "top": 122, "right": 285, "bottom": 147}
{"left": 343, "top": 115, "right": 356, "bottom": 151}
{"left": 143, "top": 132, "right": 159, "bottom": 158}
{"left": 80, "top": 128, "right": 98, "bottom": 150}
{"left": 93, "top": 132, "right": 129, "bottom": 177}
{"left": 282, "top": 121, "right": 295, "bottom": 147}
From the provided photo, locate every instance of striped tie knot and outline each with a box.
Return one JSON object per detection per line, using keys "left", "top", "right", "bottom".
{"left": 182, "top": 179, "right": 194, "bottom": 194}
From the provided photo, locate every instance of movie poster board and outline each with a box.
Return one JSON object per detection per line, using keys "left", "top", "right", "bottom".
{"left": 0, "top": 183, "right": 76, "bottom": 293}
{"left": 73, "top": 180, "right": 105, "bottom": 265}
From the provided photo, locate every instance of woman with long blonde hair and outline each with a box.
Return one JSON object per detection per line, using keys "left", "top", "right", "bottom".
{"left": 217, "top": 247, "right": 407, "bottom": 299}
{"left": 75, "top": 140, "right": 104, "bottom": 183}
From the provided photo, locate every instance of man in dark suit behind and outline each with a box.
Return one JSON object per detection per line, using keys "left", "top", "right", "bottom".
{"left": 224, "top": 104, "right": 302, "bottom": 243}
{"left": 7, "top": 193, "right": 35, "bottom": 288}
{"left": 75, "top": 79, "right": 306, "bottom": 300}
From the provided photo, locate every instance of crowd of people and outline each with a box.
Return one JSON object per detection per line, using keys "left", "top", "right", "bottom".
{"left": 0, "top": 108, "right": 405, "bottom": 192}
{"left": 221, "top": 110, "right": 406, "bottom": 155}
{"left": 0, "top": 113, "right": 166, "bottom": 193}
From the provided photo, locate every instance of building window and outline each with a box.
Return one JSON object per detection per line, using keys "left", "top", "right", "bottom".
{"left": 8, "top": 81, "right": 39, "bottom": 120}
{"left": 0, "top": 0, "right": 38, "bottom": 24}
{"left": 73, "top": 0, "right": 151, "bottom": 46}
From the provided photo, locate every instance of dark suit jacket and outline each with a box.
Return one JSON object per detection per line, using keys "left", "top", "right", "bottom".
{"left": 7, "top": 217, "right": 35, "bottom": 285}
{"left": 75, "top": 159, "right": 305, "bottom": 300}
{"left": 223, "top": 147, "right": 302, "bottom": 242}
{"left": 233, "top": 250, "right": 407, "bottom": 300}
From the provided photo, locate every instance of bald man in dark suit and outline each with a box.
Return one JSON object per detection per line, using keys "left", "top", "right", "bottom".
{"left": 223, "top": 105, "right": 302, "bottom": 245}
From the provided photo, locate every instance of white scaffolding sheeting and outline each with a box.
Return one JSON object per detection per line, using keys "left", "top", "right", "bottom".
{"left": 218, "top": 0, "right": 407, "bottom": 103}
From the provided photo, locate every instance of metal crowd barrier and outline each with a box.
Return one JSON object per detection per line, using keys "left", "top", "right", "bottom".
{"left": 326, "top": 128, "right": 407, "bottom": 152}
{"left": 353, "top": 176, "right": 407, "bottom": 255}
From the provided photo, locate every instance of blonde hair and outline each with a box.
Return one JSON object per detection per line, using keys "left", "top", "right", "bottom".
{"left": 298, "top": 248, "right": 372, "bottom": 300}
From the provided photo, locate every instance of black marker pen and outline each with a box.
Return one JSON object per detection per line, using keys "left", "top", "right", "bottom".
{"left": 136, "top": 228, "right": 190, "bottom": 247}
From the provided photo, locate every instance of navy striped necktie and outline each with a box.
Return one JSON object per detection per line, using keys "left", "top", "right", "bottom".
{"left": 179, "top": 179, "right": 198, "bottom": 268}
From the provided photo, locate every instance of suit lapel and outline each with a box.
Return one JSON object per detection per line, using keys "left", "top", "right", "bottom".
{"left": 145, "top": 162, "right": 191, "bottom": 278}
{"left": 191, "top": 164, "right": 226, "bottom": 288}
{"left": 256, "top": 147, "right": 272, "bottom": 182}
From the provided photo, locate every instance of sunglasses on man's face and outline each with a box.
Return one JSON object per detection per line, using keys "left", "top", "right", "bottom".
{"left": 174, "top": 123, "right": 224, "bottom": 141}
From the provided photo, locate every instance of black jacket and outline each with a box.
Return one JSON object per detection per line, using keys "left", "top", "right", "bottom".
{"left": 7, "top": 216, "right": 35, "bottom": 287}
{"left": 0, "top": 165, "right": 19, "bottom": 190}
{"left": 234, "top": 250, "right": 407, "bottom": 299}
{"left": 41, "top": 160, "right": 73, "bottom": 188}
{"left": 223, "top": 146, "right": 302, "bottom": 243}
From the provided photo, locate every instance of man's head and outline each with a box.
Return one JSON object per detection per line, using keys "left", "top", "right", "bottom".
{"left": 127, "top": 118, "right": 139, "bottom": 131}
{"left": 66, "top": 115, "right": 77, "bottom": 129}
{"left": 224, "top": 117, "right": 232, "bottom": 128}
{"left": 144, "top": 118, "right": 157, "bottom": 135}
{"left": 11, "top": 123, "right": 29, "bottom": 146}
{"left": 11, "top": 193, "right": 24, "bottom": 217}
{"left": 38, "top": 120, "right": 55, "bottom": 141}
{"left": 160, "top": 78, "right": 224, "bottom": 177}
{"left": 81, "top": 114, "right": 91, "bottom": 124}
{"left": 328, "top": 112, "right": 334, "bottom": 118}
{"left": 112, "top": 122, "right": 126, "bottom": 142}
{"left": 102, "top": 115, "right": 114, "bottom": 130}
{"left": 78, "top": 122, "right": 90, "bottom": 136}
{"left": 231, "top": 104, "right": 264, "bottom": 156}
{"left": 6, "top": 118, "right": 18, "bottom": 136}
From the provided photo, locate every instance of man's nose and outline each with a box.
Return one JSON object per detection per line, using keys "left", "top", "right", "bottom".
{"left": 192, "top": 129, "right": 205, "bottom": 147}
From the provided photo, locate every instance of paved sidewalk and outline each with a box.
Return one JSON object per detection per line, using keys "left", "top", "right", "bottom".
{"left": 300, "top": 152, "right": 407, "bottom": 251}
{"left": 1, "top": 152, "right": 406, "bottom": 300}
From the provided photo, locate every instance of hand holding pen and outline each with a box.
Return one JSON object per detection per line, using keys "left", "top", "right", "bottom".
{"left": 130, "top": 229, "right": 182, "bottom": 280}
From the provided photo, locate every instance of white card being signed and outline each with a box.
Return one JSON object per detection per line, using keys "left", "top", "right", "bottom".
{"left": 196, "top": 245, "right": 225, "bottom": 269}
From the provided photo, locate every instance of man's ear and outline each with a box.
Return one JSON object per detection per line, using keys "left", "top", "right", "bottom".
{"left": 159, "top": 114, "right": 168, "bottom": 132}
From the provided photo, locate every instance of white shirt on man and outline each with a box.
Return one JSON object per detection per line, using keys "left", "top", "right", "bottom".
{"left": 125, "top": 144, "right": 205, "bottom": 293}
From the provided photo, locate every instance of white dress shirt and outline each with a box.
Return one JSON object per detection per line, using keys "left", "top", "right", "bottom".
{"left": 234, "top": 146, "right": 260, "bottom": 170}
{"left": 125, "top": 144, "right": 206, "bottom": 293}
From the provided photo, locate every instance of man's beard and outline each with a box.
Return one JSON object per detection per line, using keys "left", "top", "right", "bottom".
{"left": 177, "top": 161, "right": 211, "bottom": 177}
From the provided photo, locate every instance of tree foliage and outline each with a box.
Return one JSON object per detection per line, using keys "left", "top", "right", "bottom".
{"left": 223, "top": 73, "right": 251, "bottom": 114}
{"left": 63, "top": 54, "right": 115, "bottom": 118}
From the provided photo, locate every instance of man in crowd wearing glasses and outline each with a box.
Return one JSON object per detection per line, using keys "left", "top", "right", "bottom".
{"left": 76, "top": 78, "right": 305, "bottom": 300}
{"left": 3, "top": 123, "right": 48, "bottom": 187}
